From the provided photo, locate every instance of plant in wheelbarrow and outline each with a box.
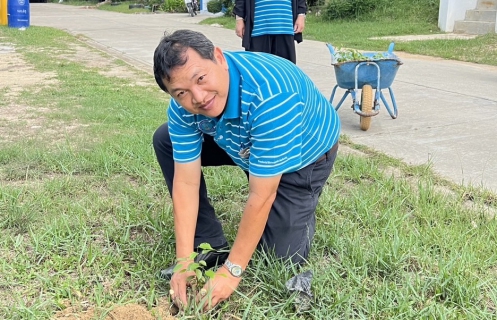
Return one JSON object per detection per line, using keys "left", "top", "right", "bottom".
{"left": 169, "top": 243, "right": 228, "bottom": 316}
{"left": 332, "top": 48, "right": 394, "bottom": 64}
{"left": 326, "top": 43, "right": 403, "bottom": 131}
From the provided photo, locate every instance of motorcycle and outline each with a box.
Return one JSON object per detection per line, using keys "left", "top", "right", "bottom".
{"left": 187, "top": 0, "right": 198, "bottom": 17}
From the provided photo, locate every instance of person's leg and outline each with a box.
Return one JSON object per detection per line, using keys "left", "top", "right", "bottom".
{"left": 271, "top": 34, "right": 296, "bottom": 64}
{"left": 248, "top": 35, "right": 271, "bottom": 54}
{"left": 153, "top": 122, "right": 236, "bottom": 248}
{"left": 259, "top": 143, "right": 338, "bottom": 264}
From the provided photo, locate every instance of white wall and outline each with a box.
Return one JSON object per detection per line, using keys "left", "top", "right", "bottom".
{"left": 438, "top": 0, "right": 478, "bottom": 31}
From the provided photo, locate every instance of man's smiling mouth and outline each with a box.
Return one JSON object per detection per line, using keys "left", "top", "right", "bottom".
{"left": 199, "top": 96, "right": 215, "bottom": 111}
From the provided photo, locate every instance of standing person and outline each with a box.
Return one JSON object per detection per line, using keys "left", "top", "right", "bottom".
{"left": 233, "top": 0, "right": 307, "bottom": 63}
{"left": 153, "top": 29, "right": 340, "bottom": 309}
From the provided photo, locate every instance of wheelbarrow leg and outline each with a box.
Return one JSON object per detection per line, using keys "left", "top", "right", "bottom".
{"left": 330, "top": 85, "right": 351, "bottom": 111}
{"left": 379, "top": 87, "right": 398, "bottom": 119}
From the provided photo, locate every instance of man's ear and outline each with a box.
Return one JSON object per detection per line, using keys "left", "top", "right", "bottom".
{"left": 214, "top": 47, "right": 228, "bottom": 70}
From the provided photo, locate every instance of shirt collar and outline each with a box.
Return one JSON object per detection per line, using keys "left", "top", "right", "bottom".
{"left": 221, "top": 53, "right": 242, "bottom": 120}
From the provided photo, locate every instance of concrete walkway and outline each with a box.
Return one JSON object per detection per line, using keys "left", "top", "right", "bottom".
{"left": 29, "top": 4, "right": 497, "bottom": 193}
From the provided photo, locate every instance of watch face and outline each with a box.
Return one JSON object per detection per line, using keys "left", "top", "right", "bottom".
{"left": 231, "top": 266, "right": 243, "bottom": 277}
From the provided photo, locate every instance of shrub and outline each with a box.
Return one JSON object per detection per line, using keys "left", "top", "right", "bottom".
{"left": 321, "top": 0, "right": 438, "bottom": 23}
{"left": 222, "top": 0, "right": 234, "bottom": 17}
{"left": 307, "top": 0, "right": 327, "bottom": 13}
{"left": 207, "top": 0, "right": 222, "bottom": 13}
{"left": 163, "top": 0, "right": 185, "bottom": 12}
{"left": 307, "top": 0, "right": 326, "bottom": 7}
{"left": 323, "top": 0, "right": 381, "bottom": 20}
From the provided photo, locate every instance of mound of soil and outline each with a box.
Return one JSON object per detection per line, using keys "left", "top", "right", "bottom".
{"left": 54, "top": 298, "right": 175, "bottom": 320}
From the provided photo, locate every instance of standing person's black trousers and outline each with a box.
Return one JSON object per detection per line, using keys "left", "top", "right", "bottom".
{"left": 153, "top": 122, "right": 338, "bottom": 264}
{"left": 248, "top": 34, "right": 297, "bottom": 64}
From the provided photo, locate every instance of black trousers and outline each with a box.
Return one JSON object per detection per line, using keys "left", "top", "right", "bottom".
{"left": 152, "top": 123, "right": 338, "bottom": 264}
{"left": 248, "top": 34, "right": 297, "bottom": 64}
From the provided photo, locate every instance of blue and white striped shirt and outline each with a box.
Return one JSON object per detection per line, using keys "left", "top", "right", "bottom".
{"left": 167, "top": 51, "right": 340, "bottom": 177}
{"left": 252, "top": 0, "right": 294, "bottom": 37}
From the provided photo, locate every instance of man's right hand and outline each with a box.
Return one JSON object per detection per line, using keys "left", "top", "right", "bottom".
{"left": 170, "top": 260, "right": 195, "bottom": 308}
{"left": 235, "top": 20, "right": 245, "bottom": 38}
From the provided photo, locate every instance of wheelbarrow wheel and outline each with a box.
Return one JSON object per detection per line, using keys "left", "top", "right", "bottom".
{"left": 360, "top": 84, "right": 373, "bottom": 131}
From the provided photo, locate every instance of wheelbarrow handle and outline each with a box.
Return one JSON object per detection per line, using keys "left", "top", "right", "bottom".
{"left": 326, "top": 43, "right": 336, "bottom": 55}
{"left": 388, "top": 42, "right": 395, "bottom": 55}
{"left": 326, "top": 43, "right": 336, "bottom": 64}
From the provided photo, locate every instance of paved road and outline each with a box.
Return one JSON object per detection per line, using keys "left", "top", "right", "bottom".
{"left": 29, "top": 4, "right": 497, "bottom": 192}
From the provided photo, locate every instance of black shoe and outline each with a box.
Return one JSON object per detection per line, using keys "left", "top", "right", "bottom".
{"left": 160, "top": 243, "right": 229, "bottom": 280}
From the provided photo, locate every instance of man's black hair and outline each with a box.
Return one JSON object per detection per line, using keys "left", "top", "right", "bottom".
{"left": 153, "top": 29, "right": 216, "bottom": 93}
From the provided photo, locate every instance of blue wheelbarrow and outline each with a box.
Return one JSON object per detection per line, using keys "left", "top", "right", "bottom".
{"left": 326, "top": 43, "right": 403, "bottom": 131}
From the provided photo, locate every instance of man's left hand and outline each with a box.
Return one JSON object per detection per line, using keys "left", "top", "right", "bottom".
{"left": 197, "top": 265, "right": 241, "bottom": 310}
{"left": 294, "top": 15, "right": 306, "bottom": 33}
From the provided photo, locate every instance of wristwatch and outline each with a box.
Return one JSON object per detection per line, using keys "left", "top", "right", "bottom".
{"left": 224, "top": 259, "right": 244, "bottom": 277}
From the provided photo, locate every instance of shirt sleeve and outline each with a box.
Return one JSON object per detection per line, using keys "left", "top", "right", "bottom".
{"left": 248, "top": 92, "right": 304, "bottom": 177}
{"left": 233, "top": 0, "right": 245, "bottom": 18}
{"left": 297, "top": 0, "right": 307, "bottom": 15}
{"left": 167, "top": 100, "right": 203, "bottom": 163}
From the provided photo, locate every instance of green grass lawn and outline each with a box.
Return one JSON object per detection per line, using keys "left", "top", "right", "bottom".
{"left": 1, "top": 25, "right": 497, "bottom": 319}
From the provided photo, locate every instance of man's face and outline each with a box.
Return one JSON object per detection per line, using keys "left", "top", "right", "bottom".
{"left": 163, "top": 47, "right": 229, "bottom": 118}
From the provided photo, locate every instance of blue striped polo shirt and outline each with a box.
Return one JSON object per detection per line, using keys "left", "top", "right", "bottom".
{"left": 167, "top": 51, "right": 341, "bottom": 177}
{"left": 252, "top": 0, "right": 294, "bottom": 37}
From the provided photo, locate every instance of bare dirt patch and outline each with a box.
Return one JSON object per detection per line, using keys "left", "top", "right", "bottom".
{"left": 0, "top": 47, "right": 58, "bottom": 98}
{"left": 58, "top": 43, "right": 154, "bottom": 87}
{"left": 54, "top": 298, "right": 176, "bottom": 320}
{"left": 0, "top": 42, "right": 153, "bottom": 146}
{"left": 0, "top": 47, "right": 82, "bottom": 145}
{"left": 0, "top": 102, "right": 89, "bottom": 145}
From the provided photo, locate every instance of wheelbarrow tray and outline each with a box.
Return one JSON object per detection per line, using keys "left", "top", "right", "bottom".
{"left": 332, "top": 55, "right": 402, "bottom": 90}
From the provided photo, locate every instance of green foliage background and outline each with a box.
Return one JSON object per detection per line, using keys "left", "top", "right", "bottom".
{"left": 207, "top": 0, "right": 233, "bottom": 14}
{"left": 163, "top": 0, "right": 185, "bottom": 12}
{"left": 207, "top": 0, "right": 222, "bottom": 13}
{"left": 304, "top": 0, "right": 439, "bottom": 23}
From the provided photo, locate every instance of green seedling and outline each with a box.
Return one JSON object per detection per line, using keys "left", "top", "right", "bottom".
{"left": 173, "top": 243, "right": 219, "bottom": 285}
{"left": 334, "top": 48, "right": 389, "bottom": 63}
{"left": 172, "top": 243, "right": 227, "bottom": 314}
